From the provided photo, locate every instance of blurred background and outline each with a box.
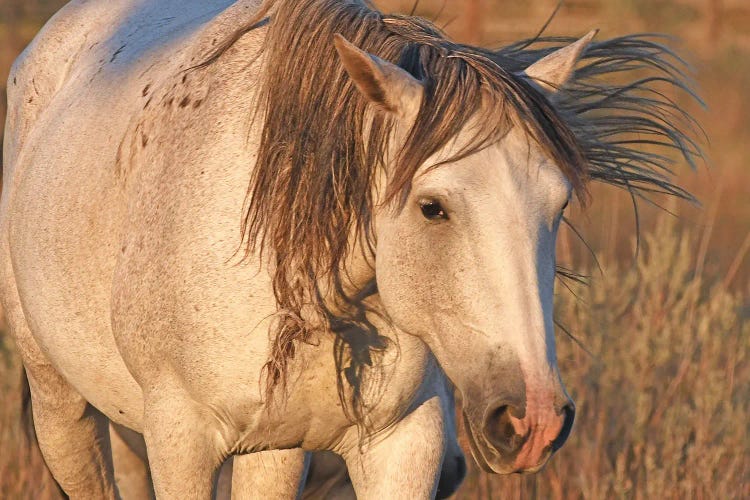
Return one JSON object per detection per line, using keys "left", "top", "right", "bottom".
{"left": 0, "top": 0, "right": 747, "bottom": 498}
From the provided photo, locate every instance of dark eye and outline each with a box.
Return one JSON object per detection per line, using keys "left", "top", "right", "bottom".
{"left": 419, "top": 199, "right": 448, "bottom": 220}
{"left": 561, "top": 199, "right": 570, "bottom": 212}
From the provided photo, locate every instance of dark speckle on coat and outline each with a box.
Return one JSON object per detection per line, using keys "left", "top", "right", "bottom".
{"left": 110, "top": 44, "right": 127, "bottom": 63}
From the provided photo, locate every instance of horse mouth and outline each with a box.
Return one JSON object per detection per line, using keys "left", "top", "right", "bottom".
{"left": 462, "top": 411, "right": 496, "bottom": 473}
{"left": 462, "top": 411, "right": 552, "bottom": 474}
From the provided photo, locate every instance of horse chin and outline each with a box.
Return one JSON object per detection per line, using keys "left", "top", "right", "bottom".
{"left": 462, "top": 411, "right": 551, "bottom": 475}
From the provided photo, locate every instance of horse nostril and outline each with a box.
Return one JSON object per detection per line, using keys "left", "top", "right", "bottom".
{"left": 551, "top": 403, "right": 575, "bottom": 451}
{"left": 483, "top": 404, "right": 527, "bottom": 454}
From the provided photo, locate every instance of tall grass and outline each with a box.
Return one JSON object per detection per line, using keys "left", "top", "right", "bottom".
{"left": 457, "top": 216, "right": 749, "bottom": 498}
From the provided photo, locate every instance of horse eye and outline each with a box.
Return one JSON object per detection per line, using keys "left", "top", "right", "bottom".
{"left": 419, "top": 199, "right": 447, "bottom": 220}
{"left": 561, "top": 199, "right": 570, "bottom": 212}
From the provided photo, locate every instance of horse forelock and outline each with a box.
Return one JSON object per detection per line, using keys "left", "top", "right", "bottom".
{"left": 208, "top": 0, "right": 702, "bottom": 430}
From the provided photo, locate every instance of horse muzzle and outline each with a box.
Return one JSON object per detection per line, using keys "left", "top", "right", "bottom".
{"left": 463, "top": 396, "right": 575, "bottom": 474}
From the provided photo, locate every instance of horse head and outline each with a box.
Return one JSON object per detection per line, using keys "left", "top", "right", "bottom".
{"left": 334, "top": 32, "right": 595, "bottom": 474}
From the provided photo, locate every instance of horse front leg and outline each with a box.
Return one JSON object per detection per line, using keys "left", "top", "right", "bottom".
{"left": 143, "top": 394, "right": 311, "bottom": 499}
{"left": 109, "top": 425, "right": 309, "bottom": 500}
{"left": 229, "top": 450, "right": 309, "bottom": 499}
{"left": 341, "top": 396, "right": 447, "bottom": 500}
{"left": 142, "top": 386, "right": 225, "bottom": 500}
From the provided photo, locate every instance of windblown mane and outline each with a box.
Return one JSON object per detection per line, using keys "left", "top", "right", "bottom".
{"left": 212, "top": 0, "right": 701, "bottom": 426}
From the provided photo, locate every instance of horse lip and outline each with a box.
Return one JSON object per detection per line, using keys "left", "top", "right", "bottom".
{"left": 515, "top": 449, "right": 553, "bottom": 474}
{"left": 462, "top": 411, "right": 496, "bottom": 473}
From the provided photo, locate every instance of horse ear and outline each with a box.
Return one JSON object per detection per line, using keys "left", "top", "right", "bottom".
{"left": 521, "top": 30, "right": 598, "bottom": 94}
{"left": 333, "top": 34, "right": 422, "bottom": 114}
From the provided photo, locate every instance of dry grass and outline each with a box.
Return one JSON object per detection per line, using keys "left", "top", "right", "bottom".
{"left": 0, "top": 0, "right": 748, "bottom": 498}
{"left": 457, "top": 217, "right": 750, "bottom": 499}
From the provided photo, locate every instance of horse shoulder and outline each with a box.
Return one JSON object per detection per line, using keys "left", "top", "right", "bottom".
{"left": 109, "top": 5, "right": 272, "bottom": 424}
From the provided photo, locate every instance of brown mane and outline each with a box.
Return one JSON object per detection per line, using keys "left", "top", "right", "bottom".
{"left": 209, "top": 0, "right": 702, "bottom": 427}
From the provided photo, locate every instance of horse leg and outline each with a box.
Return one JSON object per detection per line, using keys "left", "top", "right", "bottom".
{"left": 23, "top": 364, "right": 118, "bottom": 499}
{"left": 341, "top": 396, "right": 446, "bottom": 500}
{"left": 110, "top": 423, "right": 155, "bottom": 500}
{"left": 230, "top": 450, "right": 309, "bottom": 499}
{"left": 142, "top": 387, "right": 225, "bottom": 499}
{"left": 4, "top": 275, "right": 118, "bottom": 499}
{"left": 108, "top": 424, "right": 309, "bottom": 500}
{"left": 111, "top": 423, "right": 227, "bottom": 500}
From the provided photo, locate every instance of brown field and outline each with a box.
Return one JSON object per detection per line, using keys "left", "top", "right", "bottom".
{"left": 1, "top": 0, "right": 748, "bottom": 498}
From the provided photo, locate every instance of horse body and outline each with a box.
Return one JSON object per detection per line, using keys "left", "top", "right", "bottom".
{"left": 3, "top": 0, "right": 700, "bottom": 498}
{"left": 4, "top": 0, "right": 257, "bottom": 431}
{"left": 4, "top": 1, "right": 457, "bottom": 496}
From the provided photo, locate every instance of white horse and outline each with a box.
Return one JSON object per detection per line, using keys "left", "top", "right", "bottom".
{"left": 2, "top": 0, "right": 699, "bottom": 498}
